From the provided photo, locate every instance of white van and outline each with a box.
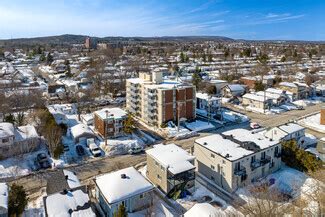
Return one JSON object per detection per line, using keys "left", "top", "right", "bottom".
{"left": 89, "top": 143, "right": 101, "bottom": 157}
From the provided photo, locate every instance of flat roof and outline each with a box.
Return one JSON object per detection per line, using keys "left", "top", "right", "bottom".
{"left": 94, "top": 107, "right": 127, "bottom": 120}
{"left": 278, "top": 123, "right": 305, "bottom": 134}
{"left": 146, "top": 144, "right": 195, "bottom": 174}
{"left": 95, "top": 167, "right": 154, "bottom": 204}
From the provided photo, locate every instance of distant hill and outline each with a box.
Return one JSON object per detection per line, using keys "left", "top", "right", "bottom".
{"left": 0, "top": 34, "right": 235, "bottom": 47}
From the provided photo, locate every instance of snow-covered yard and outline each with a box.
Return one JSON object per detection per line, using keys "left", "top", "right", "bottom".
{"left": 163, "top": 121, "right": 198, "bottom": 140}
{"left": 222, "top": 110, "right": 249, "bottom": 123}
{"left": 298, "top": 113, "right": 325, "bottom": 133}
{"left": 185, "top": 120, "right": 215, "bottom": 132}
{"left": 236, "top": 166, "right": 322, "bottom": 215}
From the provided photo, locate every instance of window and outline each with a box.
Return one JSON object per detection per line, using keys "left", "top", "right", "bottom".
{"left": 160, "top": 165, "right": 164, "bottom": 171}
{"left": 2, "top": 138, "right": 9, "bottom": 143}
{"left": 251, "top": 155, "right": 256, "bottom": 163}
{"left": 261, "top": 152, "right": 266, "bottom": 160}
{"left": 155, "top": 161, "right": 159, "bottom": 167}
{"left": 211, "top": 176, "right": 215, "bottom": 181}
{"left": 211, "top": 165, "right": 215, "bottom": 170}
{"left": 235, "top": 162, "right": 240, "bottom": 171}
{"left": 157, "top": 174, "right": 161, "bottom": 180}
{"left": 217, "top": 164, "right": 220, "bottom": 173}
{"left": 211, "top": 153, "right": 215, "bottom": 158}
{"left": 139, "top": 194, "right": 144, "bottom": 199}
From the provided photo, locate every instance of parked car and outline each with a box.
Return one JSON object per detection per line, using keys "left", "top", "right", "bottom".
{"left": 76, "top": 145, "right": 85, "bottom": 156}
{"left": 36, "top": 153, "right": 51, "bottom": 169}
{"left": 250, "top": 122, "right": 261, "bottom": 129}
{"left": 89, "top": 143, "right": 101, "bottom": 157}
{"left": 128, "top": 146, "right": 144, "bottom": 155}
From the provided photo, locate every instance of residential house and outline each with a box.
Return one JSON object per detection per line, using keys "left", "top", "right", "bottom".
{"left": 242, "top": 93, "right": 273, "bottom": 111}
{"left": 0, "top": 183, "right": 8, "bottom": 217}
{"left": 184, "top": 203, "right": 222, "bottom": 217}
{"left": 194, "top": 129, "right": 281, "bottom": 193}
{"left": 264, "top": 123, "right": 306, "bottom": 147}
{"left": 196, "top": 92, "right": 221, "bottom": 116}
{"left": 126, "top": 71, "right": 196, "bottom": 127}
{"left": 221, "top": 84, "right": 246, "bottom": 98}
{"left": 94, "top": 108, "right": 127, "bottom": 139}
{"left": 43, "top": 186, "right": 95, "bottom": 217}
{"left": 278, "top": 82, "right": 310, "bottom": 100}
{"left": 256, "top": 88, "right": 291, "bottom": 105}
{"left": 0, "top": 123, "right": 40, "bottom": 159}
{"left": 209, "top": 80, "right": 228, "bottom": 96}
{"left": 70, "top": 124, "right": 97, "bottom": 143}
{"left": 146, "top": 144, "right": 195, "bottom": 198}
{"left": 95, "top": 167, "right": 154, "bottom": 217}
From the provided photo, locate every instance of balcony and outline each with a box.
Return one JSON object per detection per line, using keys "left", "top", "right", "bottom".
{"left": 147, "top": 91, "right": 157, "bottom": 96}
{"left": 234, "top": 166, "right": 247, "bottom": 177}
{"left": 274, "top": 152, "right": 281, "bottom": 158}
{"left": 260, "top": 155, "right": 271, "bottom": 166}
{"left": 250, "top": 161, "right": 261, "bottom": 171}
{"left": 167, "top": 170, "right": 195, "bottom": 188}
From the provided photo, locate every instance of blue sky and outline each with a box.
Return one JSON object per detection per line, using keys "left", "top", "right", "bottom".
{"left": 0, "top": 0, "right": 324, "bottom": 40}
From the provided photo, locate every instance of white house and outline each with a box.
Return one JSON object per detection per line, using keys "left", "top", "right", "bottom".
{"left": 184, "top": 203, "right": 224, "bottom": 217}
{"left": 70, "top": 124, "right": 97, "bottom": 143}
{"left": 196, "top": 92, "right": 221, "bottom": 115}
{"left": 95, "top": 167, "right": 154, "bottom": 217}
{"left": 264, "top": 123, "right": 305, "bottom": 146}
{"left": 0, "top": 123, "right": 40, "bottom": 159}
{"left": 0, "top": 183, "right": 8, "bottom": 217}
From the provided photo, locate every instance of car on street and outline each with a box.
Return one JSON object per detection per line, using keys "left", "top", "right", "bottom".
{"left": 128, "top": 146, "right": 144, "bottom": 155}
{"left": 250, "top": 122, "right": 261, "bottom": 129}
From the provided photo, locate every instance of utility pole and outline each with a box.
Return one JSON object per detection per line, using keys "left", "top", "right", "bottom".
{"left": 105, "top": 110, "right": 108, "bottom": 146}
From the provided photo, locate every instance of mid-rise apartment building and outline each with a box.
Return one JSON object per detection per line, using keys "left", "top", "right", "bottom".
{"left": 94, "top": 108, "right": 127, "bottom": 138}
{"left": 126, "top": 72, "right": 196, "bottom": 126}
{"left": 193, "top": 129, "right": 281, "bottom": 193}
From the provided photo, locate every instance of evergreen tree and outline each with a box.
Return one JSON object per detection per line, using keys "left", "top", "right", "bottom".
{"left": 192, "top": 70, "right": 202, "bottom": 89}
{"left": 180, "top": 52, "right": 185, "bottom": 63}
{"left": 46, "top": 53, "right": 53, "bottom": 65}
{"left": 115, "top": 204, "right": 127, "bottom": 217}
{"left": 8, "top": 184, "right": 28, "bottom": 217}
{"left": 4, "top": 114, "right": 15, "bottom": 125}
{"left": 254, "top": 81, "right": 265, "bottom": 91}
{"left": 123, "top": 113, "right": 135, "bottom": 134}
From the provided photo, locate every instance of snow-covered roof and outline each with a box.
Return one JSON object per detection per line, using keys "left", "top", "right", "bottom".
{"left": 95, "top": 167, "right": 154, "bottom": 204}
{"left": 63, "top": 170, "right": 81, "bottom": 189}
{"left": 0, "top": 123, "right": 14, "bottom": 138}
{"left": 94, "top": 107, "right": 127, "bottom": 120}
{"left": 45, "top": 187, "right": 95, "bottom": 217}
{"left": 279, "top": 82, "right": 297, "bottom": 88}
{"left": 196, "top": 92, "right": 220, "bottom": 101}
{"left": 15, "top": 125, "right": 39, "bottom": 141}
{"left": 227, "top": 84, "right": 245, "bottom": 92}
{"left": 70, "top": 124, "right": 95, "bottom": 138}
{"left": 243, "top": 93, "right": 269, "bottom": 102}
{"left": 196, "top": 134, "right": 253, "bottom": 161}
{"left": 0, "top": 183, "right": 8, "bottom": 210}
{"left": 223, "top": 128, "right": 279, "bottom": 149}
{"left": 184, "top": 203, "right": 223, "bottom": 217}
{"left": 146, "top": 144, "right": 195, "bottom": 174}
{"left": 278, "top": 123, "right": 305, "bottom": 134}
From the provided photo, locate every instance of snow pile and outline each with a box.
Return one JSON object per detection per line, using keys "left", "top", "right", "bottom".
{"left": 164, "top": 121, "right": 198, "bottom": 140}
{"left": 100, "top": 135, "right": 144, "bottom": 156}
{"left": 222, "top": 110, "right": 249, "bottom": 123}
{"left": 185, "top": 120, "right": 215, "bottom": 132}
{"left": 298, "top": 113, "right": 325, "bottom": 133}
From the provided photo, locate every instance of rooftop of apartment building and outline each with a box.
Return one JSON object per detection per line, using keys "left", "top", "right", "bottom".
{"left": 94, "top": 107, "right": 127, "bottom": 120}
{"left": 195, "top": 129, "right": 279, "bottom": 161}
{"left": 146, "top": 143, "right": 195, "bottom": 175}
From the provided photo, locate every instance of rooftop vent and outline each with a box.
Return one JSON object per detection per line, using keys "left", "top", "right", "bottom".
{"left": 63, "top": 189, "right": 68, "bottom": 194}
{"left": 225, "top": 153, "right": 230, "bottom": 158}
{"left": 269, "top": 138, "right": 273, "bottom": 141}
{"left": 121, "top": 174, "right": 127, "bottom": 179}
{"left": 203, "top": 142, "right": 208, "bottom": 146}
{"left": 65, "top": 175, "right": 69, "bottom": 180}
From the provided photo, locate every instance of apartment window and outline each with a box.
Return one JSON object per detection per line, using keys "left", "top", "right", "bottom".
{"left": 261, "top": 152, "right": 266, "bottom": 160}
{"left": 217, "top": 164, "right": 220, "bottom": 173}
{"left": 2, "top": 138, "right": 9, "bottom": 143}
{"left": 222, "top": 160, "right": 226, "bottom": 164}
{"left": 211, "top": 176, "right": 215, "bottom": 181}
{"left": 235, "top": 162, "right": 240, "bottom": 171}
{"left": 155, "top": 161, "right": 159, "bottom": 167}
{"left": 274, "top": 146, "right": 279, "bottom": 156}
{"left": 211, "top": 153, "right": 215, "bottom": 158}
{"left": 160, "top": 165, "right": 165, "bottom": 171}
{"left": 251, "top": 155, "right": 256, "bottom": 163}
{"left": 211, "top": 165, "right": 215, "bottom": 170}
{"left": 157, "top": 174, "right": 161, "bottom": 180}
{"left": 139, "top": 194, "right": 144, "bottom": 199}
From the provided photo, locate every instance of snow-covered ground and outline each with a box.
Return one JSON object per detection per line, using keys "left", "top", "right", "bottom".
{"left": 298, "top": 113, "right": 325, "bottom": 133}
{"left": 23, "top": 190, "right": 46, "bottom": 217}
{"left": 185, "top": 120, "right": 215, "bottom": 132}
{"left": 176, "top": 182, "right": 241, "bottom": 216}
{"left": 237, "top": 166, "right": 321, "bottom": 215}
{"left": 163, "top": 121, "right": 198, "bottom": 140}
{"left": 222, "top": 110, "right": 249, "bottom": 123}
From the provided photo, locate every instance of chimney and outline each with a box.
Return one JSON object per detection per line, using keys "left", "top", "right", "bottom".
{"left": 321, "top": 107, "right": 325, "bottom": 125}
{"left": 121, "top": 174, "right": 127, "bottom": 179}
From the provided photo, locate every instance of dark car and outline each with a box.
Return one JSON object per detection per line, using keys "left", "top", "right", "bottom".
{"left": 76, "top": 145, "right": 85, "bottom": 156}
{"left": 36, "top": 153, "right": 51, "bottom": 169}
